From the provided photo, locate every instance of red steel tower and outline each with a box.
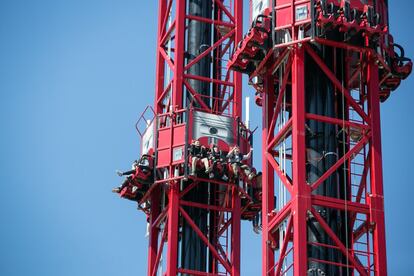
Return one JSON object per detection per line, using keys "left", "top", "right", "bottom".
{"left": 127, "top": 1, "right": 260, "bottom": 275}
{"left": 229, "top": 0, "right": 411, "bottom": 275}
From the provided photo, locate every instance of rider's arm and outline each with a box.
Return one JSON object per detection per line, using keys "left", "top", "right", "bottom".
{"left": 122, "top": 169, "right": 136, "bottom": 176}
{"left": 242, "top": 148, "right": 253, "bottom": 160}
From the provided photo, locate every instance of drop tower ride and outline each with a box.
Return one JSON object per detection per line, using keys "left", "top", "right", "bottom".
{"left": 117, "top": 0, "right": 411, "bottom": 275}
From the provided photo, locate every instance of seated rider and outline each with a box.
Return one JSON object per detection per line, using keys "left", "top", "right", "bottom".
{"left": 112, "top": 160, "right": 139, "bottom": 193}
{"left": 207, "top": 144, "right": 226, "bottom": 178}
{"left": 138, "top": 155, "right": 151, "bottom": 171}
{"left": 189, "top": 139, "right": 209, "bottom": 175}
{"left": 226, "top": 146, "right": 255, "bottom": 180}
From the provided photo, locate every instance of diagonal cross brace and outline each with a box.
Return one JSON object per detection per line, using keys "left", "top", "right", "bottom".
{"left": 310, "top": 208, "right": 368, "bottom": 276}
{"left": 180, "top": 207, "right": 232, "bottom": 273}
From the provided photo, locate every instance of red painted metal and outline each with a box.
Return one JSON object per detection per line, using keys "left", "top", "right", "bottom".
{"left": 228, "top": 0, "right": 411, "bottom": 275}
{"left": 257, "top": 43, "right": 380, "bottom": 275}
{"left": 261, "top": 72, "right": 276, "bottom": 275}
{"left": 143, "top": 1, "right": 246, "bottom": 275}
{"left": 290, "top": 46, "right": 309, "bottom": 276}
{"left": 367, "top": 58, "right": 388, "bottom": 275}
{"left": 116, "top": 1, "right": 411, "bottom": 275}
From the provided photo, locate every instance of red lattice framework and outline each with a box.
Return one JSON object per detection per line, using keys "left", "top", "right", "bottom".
{"left": 154, "top": 0, "right": 242, "bottom": 117}
{"left": 144, "top": 1, "right": 245, "bottom": 276}
{"left": 259, "top": 44, "right": 387, "bottom": 276}
{"left": 227, "top": 0, "right": 409, "bottom": 275}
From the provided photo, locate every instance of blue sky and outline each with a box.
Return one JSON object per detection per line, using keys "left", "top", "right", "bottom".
{"left": 0, "top": 1, "right": 412, "bottom": 275}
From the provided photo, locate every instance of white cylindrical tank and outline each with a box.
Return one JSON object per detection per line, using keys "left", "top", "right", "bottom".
{"left": 245, "top": 96, "right": 250, "bottom": 129}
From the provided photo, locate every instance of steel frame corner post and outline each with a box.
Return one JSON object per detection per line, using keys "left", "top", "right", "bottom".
{"left": 231, "top": 1, "right": 243, "bottom": 274}
{"left": 233, "top": 0, "right": 243, "bottom": 119}
{"left": 154, "top": 0, "right": 168, "bottom": 114}
{"left": 367, "top": 57, "right": 387, "bottom": 275}
{"left": 166, "top": 181, "right": 180, "bottom": 276}
{"left": 231, "top": 2, "right": 243, "bottom": 274}
{"left": 231, "top": 185, "right": 241, "bottom": 276}
{"left": 148, "top": 191, "right": 161, "bottom": 276}
{"left": 262, "top": 69, "right": 276, "bottom": 276}
{"left": 148, "top": 0, "right": 167, "bottom": 272}
{"left": 291, "top": 46, "right": 309, "bottom": 276}
{"left": 171, "top": 0, "right": 185, "bottom": 109}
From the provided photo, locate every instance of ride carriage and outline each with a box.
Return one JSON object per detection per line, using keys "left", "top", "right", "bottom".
{"left": 118, "top": 154, "right": 154, "bottom": 202}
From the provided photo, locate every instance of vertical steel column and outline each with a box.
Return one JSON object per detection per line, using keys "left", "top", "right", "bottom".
{"left": 367, "top": 57, "right": 388, "bottom": 276}
{"left": 262, "top": 71, "right": 275, "bottom": 276}
{"left": 231, "top": 185, "right": 241, "bottom": 276}
{"left": 291, "top": 47, "right": 309, "bottom": 276}
{"left": 173, "top": 0, "right": 186, "bottom": 108}
{"left": 147, "top": 191, "right": 160, "bottom": 276}
{"left": 150, "top": 0, "right": 166, "bottom": 271}
{"left": 233, "top": 0, "right": 243, "bottom": 119}
{"left": 154, "top": 0, "right": 167, "bottom": 113}
{"left": 166, "top": 181, "right": 180, "bottom": 275}
{"left": 232, "top": 3, "right": 243, "bottom": 275}
{"left": 166, "top": 0, "right": 185, "bottom": 274}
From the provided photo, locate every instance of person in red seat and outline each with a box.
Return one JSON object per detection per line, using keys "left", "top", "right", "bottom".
{"left": 112, "top": 160, "right": 139, "bottom": 193}
{"left": 226, "top": 145, "right": 255, "bottom": 180}
{"left": 189, "top": 139, "right": 209, "bottom": 175}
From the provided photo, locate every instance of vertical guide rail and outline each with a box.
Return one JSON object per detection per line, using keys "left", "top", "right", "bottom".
{"left": 233, "top": 0, "right": 243, "bottom": 119}
{"left": 367, "top": 55, "right": 387, "bottom": 276}
{"left": 231, "top": 2, "right": 243, "bottom": 272}
{"left": 148, "top": 0, "right": 168, "bottom": 273}
{"left": 262, "top": 69, "right": 275, "bottom": 276}
{"left": 231, "top": 185, "right": 241, "bottom": 276}
{"left": 164, "top": 0, "right": 186, "bottom": 274}
{"left": 291, "top": 46, "right": 309, "bottom": 276}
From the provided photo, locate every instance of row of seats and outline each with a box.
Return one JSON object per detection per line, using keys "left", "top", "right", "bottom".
{"left": 379, "top": 39, "right": 412, "bottom": 101}
{"left": 228, "top": 15, "right": 272, "bottom": 75}
{"left": 112, "top": 143, "right": 262, "bottom": 196}
{"left": 112, "top": 143, "right": 263, "bottom": 223}
{"left": 316, "top": 0, "right": 385, "bottom": 37}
